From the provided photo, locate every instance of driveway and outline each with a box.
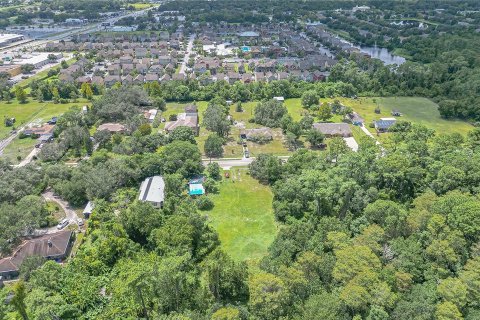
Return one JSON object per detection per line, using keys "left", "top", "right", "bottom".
{"left": 344, "top": 137, "right": 359, "bottom": 152}
{"left": 34, "top": 191, "right": 79, "bottom": 235}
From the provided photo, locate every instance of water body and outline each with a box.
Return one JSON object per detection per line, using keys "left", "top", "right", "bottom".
{"left": 358, "top": 45, "right": 406, "bottom": 65}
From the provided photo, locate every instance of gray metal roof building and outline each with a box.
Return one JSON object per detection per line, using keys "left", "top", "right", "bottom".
{"left": 138, "top": 176, "right": 165, "bottom": 208}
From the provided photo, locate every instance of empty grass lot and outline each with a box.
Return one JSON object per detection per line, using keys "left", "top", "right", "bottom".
{"left": 206, "top": 168, "right": 277, "bottom": 261}
{"left": 339, "top": 97, "right": 473, "bottom": 136}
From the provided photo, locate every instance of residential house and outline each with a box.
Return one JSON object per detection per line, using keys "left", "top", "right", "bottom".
{"left": 313, "top": 123, "right": 352, "bottom": 137}
{"left": 104, "top": 75, "right": 121, "bottom": 87}
{"left": 138, "top": 176, "right": 165, "bottom": 208}
{"left": 164, "top": 105, "right": 200, "bottom": 135}
{"left": 0, "top": 230, "right": 72, "bottom": 279}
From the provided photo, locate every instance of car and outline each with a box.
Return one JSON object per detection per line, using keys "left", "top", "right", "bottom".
{"left": 77, "top": 218, "right": 84, "bottom": 227}
{"left": 57, "top": 218, "right": 69, "bottom": 230}
{"left": 242, "top": 141, "right": 247, "bottom": 147}
{"left": 244, "top": 151, "right": 250, "bottom": 158}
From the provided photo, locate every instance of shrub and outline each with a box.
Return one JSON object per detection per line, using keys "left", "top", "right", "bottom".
{"left": 196, "top": 196, "right": 214, "bottom": 210}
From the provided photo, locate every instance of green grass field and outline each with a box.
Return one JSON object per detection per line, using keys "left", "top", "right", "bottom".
{"left": 334, "top": 97, "right": 473, "bottom": 136}
{"left": 206, "top": 168, "right": 277, "bottom": 261}
{"left": 1, "top": 137, "right": 37, "bottom": 163}
{"left": 0, "top": 99, "right": 90, "bottom": 139}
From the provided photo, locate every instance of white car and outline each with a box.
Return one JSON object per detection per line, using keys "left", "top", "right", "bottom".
{"left": 57, "top": 219, "right": 69, "bottom": 230}
{"left": 77, "top": 218, "right": 84, "bottom": 227}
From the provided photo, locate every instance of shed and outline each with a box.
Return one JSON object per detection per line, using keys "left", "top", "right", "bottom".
{"left": 83, "top": 201, "right": 94, "bottom": 219}
{"left": 189, "top": 176, "right": 205, "bottom": 196}
{"left": 375, "top": 118, "right": 397, "bottom": 132}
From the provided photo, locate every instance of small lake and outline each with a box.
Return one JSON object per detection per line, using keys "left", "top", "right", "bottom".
{"left": 358, "top": 46, "right": 406, "bottom": 65}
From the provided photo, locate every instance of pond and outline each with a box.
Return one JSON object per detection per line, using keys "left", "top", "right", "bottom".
{"left": 358, "top": 45, "right": 406, "bottom": 65}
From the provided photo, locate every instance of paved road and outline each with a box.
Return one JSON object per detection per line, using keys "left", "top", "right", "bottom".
{"left": 0, "top": 125, "right": 27, "bottom": 156}
{"left": 179, "top": 34, "right": 195, "bottom": 75}
{"left": 203, "top": 156, "right": 290, "bottom": 169}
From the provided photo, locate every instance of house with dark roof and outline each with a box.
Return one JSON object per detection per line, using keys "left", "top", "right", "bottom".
{"left": 0, "top": 230, "right": 73, "bottom": 279}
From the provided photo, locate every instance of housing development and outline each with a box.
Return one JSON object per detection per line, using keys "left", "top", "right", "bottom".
{"left": 0, "top": 0, "right": 480, "bottom": 319}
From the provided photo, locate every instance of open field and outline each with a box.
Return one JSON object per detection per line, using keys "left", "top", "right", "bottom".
{"left": 1, "top": 137, "right": 37, "bottom": 163}
{"left": 0, "top": 99, "right": 91, "bottom": 139}
{"left": 331, "top": 97, "right": 473, "bottom": 136}
{"left": 206, "top": 168, "right": 277, "bottom": 261}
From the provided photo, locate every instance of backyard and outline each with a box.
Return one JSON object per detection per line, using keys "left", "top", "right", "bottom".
{"left": 206, "top": 168, "right": 277, "bottom": 262}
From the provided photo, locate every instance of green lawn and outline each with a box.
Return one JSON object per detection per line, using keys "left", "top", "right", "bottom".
{"left": 1, "top": 137, "right": 37, "bottom": 164}
{"left": 206, "top": 168, "right": 278, "bottom": 261}
{"left": 334, "top": 97, "right": 473, "bottom": 136}
{"left": 0, "top": 99, "right": 90, "bottom": 139}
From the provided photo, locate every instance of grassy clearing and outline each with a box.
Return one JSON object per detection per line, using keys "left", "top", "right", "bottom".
{"left": 338, "top": 97, "right": 473, "bottom": 136}
{"left": 46, "top": 200, "right": 66, "bottom": 221}
{"left": 0, "top": 99, "right": 90, "bottom": 139}
{"left": 1, "top": 137, "right": 36, "bottom": 164}
{"left": 206, "top": 168, "right": 277, "bottom": 261}
{"left": 131, "top": 3, "right": 154, "bottom": 9}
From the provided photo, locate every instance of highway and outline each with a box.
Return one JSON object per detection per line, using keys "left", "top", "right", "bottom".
{"left": 2, "top": 7, "right": 156, "bottom": 53}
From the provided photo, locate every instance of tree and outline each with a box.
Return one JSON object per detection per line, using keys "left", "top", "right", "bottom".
{"left": 436, "top": 301, "right": 463, "bottom": 320}
{"left": 204, "top": 133, "right": 224, "bottom": 159}
{"left": 437, "top": 277, "right": 468, "bottom": 308}
{"left": 206, "top": 162, "right": 221, "bottom": 180}
{"left": 20, "top": 64, "right": 35, "bottom": 74}
{"left": 249, "top": 154, "right": 282, "bottom": 184}
{"left": 328, "top": 137, "right": 349, "bottom": 163}
{"left": 254, "top": 100, "right": 287, "bottom": 128}
{"left": 80, "top": 82, "right": 93, "bottom": 100}
{"left": 318, "top": 102, "right": 332, "bottom": 121}
{"left": 15, "top": 86, "right": 27, "bottom": 103}
{"left": 301, "top": 90, "right": 319, "bottom": 109}
{"left": 249, "top": 273, "right": 290, "bottom": 320}
{"left": 203, "top": 104, "right": 231, "bottom": 137}
{"left": 137, "top": 123, "right": 152, "bottom": 136}
{"left": 303, "top": 291, "right": 346, "bottom": 320}
{"left": 11, "top": 281, "right": 29, "bottom": 320}
{"left": 169, "top": 126, "right": 196, "bottom": 144}
{"left": 211, "top": 307, "right": 241, "bottom": 320}
{"left": 153, "top": 97, "right": 166, "bottom": 111}
{"left": 160, "top": 140, "right": 203, "bottom": 177}
{"left": 306, "top": 129, "right": 325, "bottom": 148}
{"left": 19, "top": 255, "right": 46, "bottom": 281}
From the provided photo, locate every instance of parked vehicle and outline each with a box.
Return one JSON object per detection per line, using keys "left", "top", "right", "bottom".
{"left": 77, "top": 218, "right": 84, "bottom": 227}
{"left": 57, "top": 219, "right": 69, "bottom": 230}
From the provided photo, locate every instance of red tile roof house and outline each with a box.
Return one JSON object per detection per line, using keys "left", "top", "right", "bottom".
{"left": 0, "top": 230, "right": 73, "bottom": 279}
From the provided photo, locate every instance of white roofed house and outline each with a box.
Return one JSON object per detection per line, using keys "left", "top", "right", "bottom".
{"left": 139, "top": 176, "right": 165, "bottom": 209}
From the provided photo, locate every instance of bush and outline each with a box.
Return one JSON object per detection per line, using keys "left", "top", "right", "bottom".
{"left": 196, "top": 196, "right": 214, "bottom": 210}
{"left": 169, "top": 114, "right": 177, "bottom": 121}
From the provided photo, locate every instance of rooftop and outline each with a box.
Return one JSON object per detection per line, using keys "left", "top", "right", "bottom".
{"left": 139, "top": 176, "right": 165, "bottom": 204}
